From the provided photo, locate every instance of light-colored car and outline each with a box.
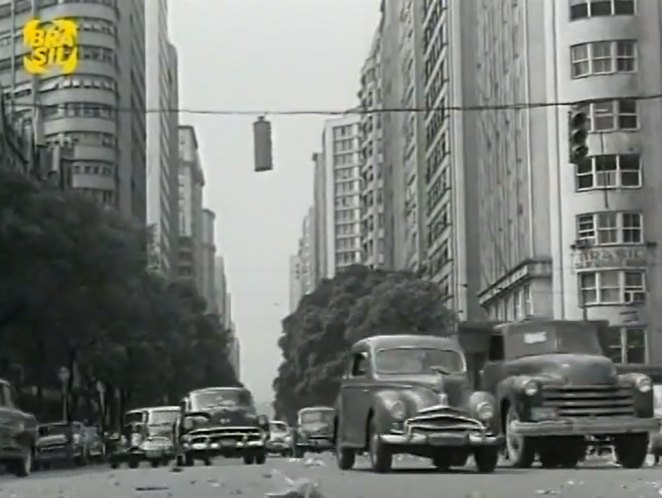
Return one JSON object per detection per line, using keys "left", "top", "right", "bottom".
{"left": 293, "top": 407, "right": 334, "bottom": 457}
{"left": 267, "top": 421, "right": 293, "bottom": 456}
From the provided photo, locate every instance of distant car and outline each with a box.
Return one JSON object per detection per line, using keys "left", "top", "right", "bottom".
{"left": 293, "top": 407, "right": 334, "bottom": 457}
{"left": 0, "top": 379, "right": 38, "bottom": 477}
{"left": 334, "top": 335, "right": 502, "bottom": 473}
{"left": 267, "top": 421, "right": 293, "bottom": 456}
{"left": 174, "top": 387, "right": 270, "bottom": 466}
{"left": 34, "top": 421, "right": 86, "bottom": 469}
{"left": 108, "top": 406, "right": 179, "bottom": 469}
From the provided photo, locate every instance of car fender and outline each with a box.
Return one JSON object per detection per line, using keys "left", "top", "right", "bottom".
{"left": 468, "top": 391, "right": 499, "bottom": 433}
{"left": 371, "top": 389, "right": 435, "bottom": 434}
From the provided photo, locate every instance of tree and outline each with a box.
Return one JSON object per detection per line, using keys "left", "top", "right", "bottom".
{"left": 0, "top": 170, "right": 238, "bottom": 424}
{"left": 272, "top": 265, "right": 455, "bottom": 421}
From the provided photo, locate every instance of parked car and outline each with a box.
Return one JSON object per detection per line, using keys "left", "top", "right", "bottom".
{"left": 334, "top": 335, "right": 502, "bottom": 473}
{"left": 468, "top": 319, "right": 659, "bottom": 469}
{"left": 293, "top": 407, "right": 334, "bottom": 457}
{"left": 34, "top": 421, "right": 87, "bottom": 469}
{"left": 173, "top": 387, "right": 269, "bottom": 466}
{"left": 82, "top": 425, "right": 106, "bottom": 463}
{"left": 267, "top": 421, "right": 293, "bottom": 456}
{"left": 108, "top": 406, "right": 178, "bottom": 469}
{"left": 0, "top": 378, "right": 38, "bottom": 477}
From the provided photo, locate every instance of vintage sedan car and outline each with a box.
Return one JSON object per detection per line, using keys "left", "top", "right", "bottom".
{"left": 475, "top": 319, "right": 659, "bottom": 469}
{"left": 293, "top": 406, "right": 334, "bottom": 457}
{"left": 174, "top": 387, "right": 269, "bottom": 466}
{"left": 108, "top": 406, "right": 178, "bottom": 469}
{"left": 267, "top": 421, "right": 293, "bottom": 456}
{"left": 334, "top": 335, "right": 502, "bottom": 473}
{"left": 0, "top": 378, "right": 38, "bottom": 477}
{"left": 34, "top": 421, "right": 86, "bottom": 468}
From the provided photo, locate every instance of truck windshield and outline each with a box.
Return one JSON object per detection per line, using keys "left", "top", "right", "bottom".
{"left": 149, "top": 410, "right": 179, "bottom": 425}
{"left": 300, "top": 411, "right": 333, "bottom": 425}
{"left": 124, "top": 411, "right": 145, "bottom": 425}
{"left": 41, "top": 423, "right": 69, "bottom": 435}
{"left": 506, "top": 324, "right": 603, "bottom": 358}
{"left": 375, "top": 347, "right": 465, "bottom": 374}
{"left": 270, "top": 422, "right": 288, "bottom": 433}
{"left": 192, "top": 389, "right": 252, "bottom": 409}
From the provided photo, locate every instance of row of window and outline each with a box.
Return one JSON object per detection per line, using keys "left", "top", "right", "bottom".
{"left": 577, "top": 99, "right": 637, "bottom": 132}
{"left": 570, "top": 0, "right": 635, "bottom": 20}
{"left": 45, "top": 131, "right": 115, "bottom": 148}
{"left": 579, "top": 269, "right": 646, "bottom": 305}
{"left": 43, "top": 102, "right": 115, "bottom": 120}
{"left": 576, "top": 154, "right": 640, "bottom": 190}
{"left": 571, "top": 40, "right": 636, "bottom": 79}
{"left": 576, "top": 211, "right": 642, "bottom": 245}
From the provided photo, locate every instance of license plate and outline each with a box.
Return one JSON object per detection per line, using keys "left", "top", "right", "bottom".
{"left": 428, "top": 435, "right": 462, "bottom": 446}
{"left": 530, "top": 407, "right": 557, "bottom": 420}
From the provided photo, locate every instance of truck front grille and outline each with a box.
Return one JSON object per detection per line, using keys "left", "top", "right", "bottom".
{"left": 541, "top": 385, "right": 635, "bottom": 417}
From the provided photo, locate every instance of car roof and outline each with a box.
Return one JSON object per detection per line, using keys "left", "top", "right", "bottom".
{"left": 299, "top": 406, "right": 334, "bottom": 413}
{"left": 146, "top": 406, "right": 179, "bottom": 412}
{"left": 190, "top": 387, "right": 249, "bottom": 394}
{"left": 494, "top": 319, "right": 603, "bottom": 335}
{"left": 352, "top": 334, "right": 462, "bottom": 352}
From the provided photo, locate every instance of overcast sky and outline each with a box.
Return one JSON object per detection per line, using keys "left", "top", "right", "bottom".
{"left": 170, "top": 0, "right": 380, "bottom": 403}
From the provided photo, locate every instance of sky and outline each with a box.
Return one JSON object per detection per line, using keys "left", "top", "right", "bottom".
{"left": 169, "top": 0, "right": 381, "bottom": 404}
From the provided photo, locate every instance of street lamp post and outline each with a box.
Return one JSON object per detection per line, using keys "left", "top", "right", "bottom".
{"left": 58, "top": 366, "right": 70, "bottom": 423}
{"left": 96, "top": 380, "right": 105, "bottom": 430}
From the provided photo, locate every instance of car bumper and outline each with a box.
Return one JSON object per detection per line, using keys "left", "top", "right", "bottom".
{"left": 267, "top": 441, "right": 291, "bottom": 452}
{"left": 296, "top": 439, "right": 333, "bottom": 451}
{"left": 184, "top": 440, "right": 266, "bottom": 455}
{"left": 109, "top": 448, "right": 149, "bottom": 462}
{"left": 35, "top": 449, "right": 81, "bottom": 462}
{"left": 511, "top": 416, "right": 660, "bottom": 437}
{"left": 380, "top": 431, "right": 503, "bottom": 448}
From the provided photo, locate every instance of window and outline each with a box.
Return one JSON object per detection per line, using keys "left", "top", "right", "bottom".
{"left": 351, "top": 353, "right": 368, "bottom": 377}
{"left": 578, "top": 270, "right": 646, "bottom": 305}
{"left": 571, "top": 41, "right": 637, "bottom": 78}
{"left": 578, "top": 99, "right": 638, "bottom": 132}
{"left": 604, "top": 327, "right": 646, "bottom": 363}
{"left": 576, "top": 154, "right": 641, "bottom": 190}
{"left": 570, "top": 0, "right": 635, "bottom": 20}
{"left": 576, "top": 211, "right": 643, "bottom": 245}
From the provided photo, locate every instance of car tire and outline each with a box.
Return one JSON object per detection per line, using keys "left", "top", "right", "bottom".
{"left": 151, "top": 460, "right": 159, "bottom": 468}
{"left": 128, "top": 459, "right": 139, "bottom": 469}
{"left": 243, "top": 454, "right": 255, "bottom": 465}
{"left": 504, "top": 405, "right": 535, "bottom": 468}
{"left": 432, "top": 455, "right": 451, "bottom": 471}
{"left": 110, "top": 461, "right": 119, "bottom": 469}
{"left": 367, "top": 418, "right": 392, "bottom": 473}
{"left": 255, "top": 452, "right": 266, "bottom": 465}
{"left": 13, "top": 445, "right": 33, "bottom": 478}
{"left": 474, "top": 447, "right": 499, "bottom": 473}
{"left": 615, "top": 433, "right": 648, "bottom": 469}
{"left": 184, "top": 453, "right": 194, "bottom": 467}
{"left": 294, "top": 447, "right": 305, "bottom": 458}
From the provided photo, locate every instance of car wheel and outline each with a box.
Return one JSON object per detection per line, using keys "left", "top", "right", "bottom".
{"left": 151, "top": 460, "right": 159, "bottom": 468}
{"left": 505, "top": 405, "right": 535, "bottom": 468}
{"left": 243, "top": 454, "right": 255, "bottom": 465}
{"left": 110, "top": 461, "right": 119, "bottom": 469}
{"left": 615, "top": 433, "right": 648, "bottom": 468}
{"left": 474, "top": 447, "right": 499, "bottom": 473}
{"left": 255, "top": 452, "right": 266, "bottom": 465}
{"left": 128, "top": 459, "right": 139, "bottom": 469}
{"left": 184, "top": 453, "right": 194, "bottom": 466}
{"left": 432, "top": 455, "right": 451, "bottom": 471}
{"left": 13, "top": 445, "right": 33, "bottom": 477}
{"left": 368, "top": 418, "right": 392, "bottom": 473}
{"left": 294, "top": 447, "right": 305, "bottom": 458}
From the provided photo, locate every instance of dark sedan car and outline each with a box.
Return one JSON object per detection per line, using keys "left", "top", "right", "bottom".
{"left": 334, "top": 335, "right": 502, "bottom": 473}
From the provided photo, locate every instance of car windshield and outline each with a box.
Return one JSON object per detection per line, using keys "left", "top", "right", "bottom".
{"left": 374, "top": 347, "right": 465, "bottom": 374}
{"left": 270, "top": 422, "right": 288, "bottom": 433}
{"left": 300, "top": 411, "right": 333, "bottom": 424}
{"left": 148, "top": 410, "right": 179, "bottom": 425}
{"left": 192, "top": 389, "right": 252, "bottom": 409}
{"left": 124, "top": 411, "right": 145, "bottom": 425}
{"left": 41, "top": 423, "right": 69, "bottom": 436}
{"left": 505, "top": 324, "right": 603, "bottom": 358}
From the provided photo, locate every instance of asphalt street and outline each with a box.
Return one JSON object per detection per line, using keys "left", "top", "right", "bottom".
{"left": 0, "top": 454, "right": 661, "bottom": 498}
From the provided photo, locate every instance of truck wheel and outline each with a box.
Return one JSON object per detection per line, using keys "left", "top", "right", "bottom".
{"left": 255, "top": 452, "right": 266, "bottom": 465}
{"left": 13, "top": 445, "right": 33, "bottom": 477}
{"left": 336, "top": 445, "right": 355, "bottom": 470}
{"left": 243, "top": 454, "right": 255, "bottom": 464}
{"left": 615, "top": 434, "right": 648, "bottom": 468}
{"left": 505, "top": 405, "right": 535, "bottom": 468}
{"left": 474, "top": 447, "right": 499, "bottom": 473}
{"left": 368, "top": 418, "right": 392, "bottom": 473}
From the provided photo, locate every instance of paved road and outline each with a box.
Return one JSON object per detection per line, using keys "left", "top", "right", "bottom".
{"left": 0, "top": 454, "right": 661, "bottom": 497}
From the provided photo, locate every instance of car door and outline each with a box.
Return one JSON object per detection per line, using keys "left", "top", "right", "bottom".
{"left": 342, "top": 350, "right": 371, "bottom": 447}
{"left": 480, "top": 332, "right": 506, "bottom": 398}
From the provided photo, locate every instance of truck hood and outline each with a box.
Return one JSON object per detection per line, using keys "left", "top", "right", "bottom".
{"left": 37, "top": 434, "right": 67, "bottom": 447}
{"left": 299, "top": 421, "right": 332, "bottom": 436}
{"left": 376, "top": 373, "right": 472, "bottom": 408}
{"left": 200, "top": 407, "right": 257, "bottom": 427}
{"left": 508, "top": 354, "right": 618, "bottom": 385}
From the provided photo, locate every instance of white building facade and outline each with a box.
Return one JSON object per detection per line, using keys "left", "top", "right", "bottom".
{"left": 476, "top": 0, "right": 659, "bottom": 364}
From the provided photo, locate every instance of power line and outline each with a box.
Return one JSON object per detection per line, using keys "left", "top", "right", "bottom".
{"left": 8, "top": 93, "right": 662, "bottom": 116}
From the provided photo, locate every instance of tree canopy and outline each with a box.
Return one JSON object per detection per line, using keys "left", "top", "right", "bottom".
{"left": 0, "top": 170, "right": 238, "bottom": 426}
{"left": 272, "top": 264, "right": 455, "bottom": 422}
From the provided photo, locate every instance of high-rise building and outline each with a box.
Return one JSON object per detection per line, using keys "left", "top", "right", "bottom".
{"left": 288, "top": 207, "right": 317, "bottom": 312}
{"left": 358, "top": 27, "right": 386, "bottom": 269}
{"left": 228, "top": 322, "right": 240, "bottom": 381}
{"left": 146, "top": 0, "right": 179, "bottom": 278}
{"left": 475, "top": 0, "right": 661, "bottom": 364}
{"left": 312, "top": 152, "right": 327, "bottom": 285}
{"left": 318, "top": 116, "right": 362, "bottom": 277}
{"left": 288, "top": 255, "right": 302, "bottom": 313}
{"left": 177, "top": 125, "right": 204, "bottom": 291}
{"left": 215, "top": 255, "right": 228, "bottom": 322}
{"left": 201, "top": 208, "right": 217, "bottom": 312}
{"left": 0, "top": 0, "right": 146, "bottom": 223}
{"left": 420, "top": 0, "right": 483, "bottom": 321}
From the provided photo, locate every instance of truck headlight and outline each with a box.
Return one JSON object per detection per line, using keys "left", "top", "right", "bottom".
{"left": 386, "top": 400, "right": 406, "bottom": 420}
{"left": 636, "top": 376, "right": 652, "bottom": 393}
{"left": 476, "top": 401, "right": 494, "bottom": 421}
{"left": 522, "top": 380, "right": 539, "bottom": 396}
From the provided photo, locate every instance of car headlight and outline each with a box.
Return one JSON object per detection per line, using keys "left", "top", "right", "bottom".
{"left": 385, "top": 399, "right": 406, "bottom": 420}
{"left": 475, "top": 401, "right": 494, "bottom": 421}
{"left": 636, "top": 375, "right": 652, "bottom": 393}
{"left": 522, "top": 379, "right": 539, "bottom": 396}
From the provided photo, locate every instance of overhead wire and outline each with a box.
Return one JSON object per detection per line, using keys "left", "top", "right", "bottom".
{"left": 7, "top": 93, "right": 662, "bottom": 116}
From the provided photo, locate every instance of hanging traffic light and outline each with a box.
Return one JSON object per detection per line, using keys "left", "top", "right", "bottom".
{"left": 569, "top": 106, "right": 589, "bottom": 164}
{"left": 253, "top": 116, "right": 273, "bottom": 172}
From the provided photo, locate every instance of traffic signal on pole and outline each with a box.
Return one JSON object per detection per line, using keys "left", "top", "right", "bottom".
{"left": 253, "top": 116, "right": 273, "bottom": 172}
{"left": 569, "top": 106, "right": 589, "bottom": 164}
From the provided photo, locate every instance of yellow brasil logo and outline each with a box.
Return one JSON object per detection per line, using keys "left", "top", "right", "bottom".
{"left": 23, "top": 18, "right": 79, "bottom": 75}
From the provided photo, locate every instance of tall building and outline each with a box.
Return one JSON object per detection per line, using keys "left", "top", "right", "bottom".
{"left": 201, "top": 208, "right": 217, "bottom": 312}
{"left": 288, "top": 255, "right": 302, "bottom": 313}
{"left": 146, "top": 0, "right": 179, "bottom": 277}
{"left": 228, "top": 321, "right": 240, "bottom": 381}
{"left": 177, "top": 125, "right": 204, "bottom": 291}
{"left": 215, "top": 255, "right": 228, "bottom": 322}
{"left": 420, "top": 0, "right": 482, "bottom": 321}
{"left": 288, "top": 207, "right": 317, "bottom": 312}
{"left": 312, "top": 152, "right": 327, "bottom": 284}
{"left": 358, "top": 27, "right": 386, "bottom": 269}
{"left": 0, "top": 0, "right": 146, "bottom": 222}
{"left": 318, "top": 116, "right": 362, "bottom": 277}
{"left": 475, "top": 0, "right": 660, "bottom": 364}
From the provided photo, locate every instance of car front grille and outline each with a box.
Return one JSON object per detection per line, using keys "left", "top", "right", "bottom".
{"left": 187, "top": 427, "right": 264, "bottom": 445}
{"left": 541, "top": 385, "right": 635, "bottom": 417}
{"left": 406, "top": 406, "right": 484, "bottom": 434}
